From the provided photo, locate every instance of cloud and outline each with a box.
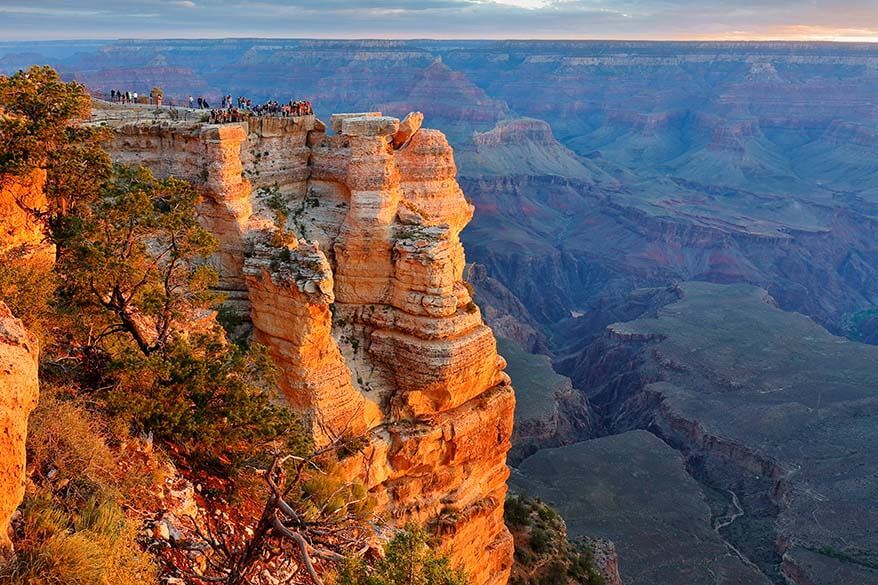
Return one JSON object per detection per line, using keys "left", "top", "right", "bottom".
{"left": 0, "top": 0, "right": 875, "bottom": 40}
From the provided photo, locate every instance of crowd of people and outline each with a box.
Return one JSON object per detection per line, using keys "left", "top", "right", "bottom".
{"left": 203, "top": 95, "right": 314, "bottom": 124}
{"left": 110, "top": 89, "right": 139, "bottom": 104}
{"left": 205, "top": 95, "right": 314, "bottom": 124}
{"left": 107, "top": 89, "right": 313, "bottom": 121}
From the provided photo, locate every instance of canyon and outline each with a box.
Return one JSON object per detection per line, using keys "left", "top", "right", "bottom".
{"left": 4, "top": 39, "right": 878, "bottom": 584}
{"left": 92, "top": 103, "right": 515, "bottom": 584}
{"left": 548, "top": 283, "right": 878, "bottom": 585}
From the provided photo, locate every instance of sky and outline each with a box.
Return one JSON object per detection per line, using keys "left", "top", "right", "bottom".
{"left": 0, "top": 0, "right": 877, "bottom": 42}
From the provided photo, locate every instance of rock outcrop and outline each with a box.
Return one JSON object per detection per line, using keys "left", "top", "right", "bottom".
{"left": 0, "top": 303, "right": 39, "bottom": 554}
{"left": 97, "top": 106, "right": 515, "bottom": 585}
{"left": 0, "top": 167, "right": 53, "bottom": 263}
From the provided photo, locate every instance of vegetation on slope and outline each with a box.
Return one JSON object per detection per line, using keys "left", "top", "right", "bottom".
{"left": 0, "top": 65, "right": 467, "bottom": 585}
{"left": 505, "top": 495, "right": 605, "bottom": 585}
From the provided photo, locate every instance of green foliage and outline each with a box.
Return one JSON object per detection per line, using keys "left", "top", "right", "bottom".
{"left": 107, "top": 332, "right": 311, "bottom": 470}
{"left": 216, "top": 303, "right": 247, "bottom": 343}
{"left": 2, "top": 388, "right": 161, "bottom": 585}
{"left": 0, "top": 248, "right": 57, "bottom": 342}
{"left": 529, "top": 527, "right": 550, "bottom": 554}
{"left": 338, "top": 524, "right": 468, "bottom": 585}
{"left": 0, "top": 66, "right": 92, "bottom": 177}
{"left": 567, "top": 542, "right": 606, "bottom": 585}
{"left": 62, "top": 164, "right": 219, "bottom": 355}
{"left": 0, "top": 65, "right": 112, "bottom": 264}
{"left": 506, "top": 495, "right": 606, "bottom": 585}
{"left": 259, "top": 183, "right": 294, "bottom": 246}
{"left": 505, "top": 496, "right": 531, "bottom": 527}
{"left": 42, "top": 124, "right": 113, "bottom": 249}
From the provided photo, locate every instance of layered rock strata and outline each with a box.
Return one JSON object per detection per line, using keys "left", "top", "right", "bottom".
{"left": 99, "top": 107, "right": 515, "bottom": 585}
{"left": 0, "top": 303, "right": 39, "bottom": 554}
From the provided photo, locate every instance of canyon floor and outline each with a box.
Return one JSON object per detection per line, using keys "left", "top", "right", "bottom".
{"left": 511, "top": 282, "right": 878, "bottom": 584}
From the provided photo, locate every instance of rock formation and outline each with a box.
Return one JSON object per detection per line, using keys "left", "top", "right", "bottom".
{"left": 0, "top": 302, "right": 39, "bottom": 554}
{"left": 97, "top": 106, "right": 516, "bottom": 585}
{"left": 0, "top": 167, "right": 53, "bottom": 263}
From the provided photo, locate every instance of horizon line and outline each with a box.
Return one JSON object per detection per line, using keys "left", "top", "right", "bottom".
{"left": 3, "top": 36, "right": 878, "bottom": 45}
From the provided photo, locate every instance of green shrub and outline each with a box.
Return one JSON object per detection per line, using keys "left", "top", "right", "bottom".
{"left": 506, "top": 494, "right": 606, "bottom": 585}
{"left": 338, "top": 524, "right": 468, "bottom": 585}
{"left": 106, "top": 332, "right": 311, "bottom": 471}
{"left": 505, "top": 496, "right": 531, "bottom": 527}
{"left": 1, "top": 496, "right": 156, "bottom": 585}
{"left": 0, "top": 248, "right": 57, "bottom": 343}
{"left": 529, "top": 527, "right": 551, "bottom": 554}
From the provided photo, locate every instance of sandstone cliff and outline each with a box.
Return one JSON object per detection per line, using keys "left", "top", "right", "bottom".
{"left": 97, "top": 106, "right": 515, "bottom": 584}
{"left": 0, "top": 167, "right": 53, "bottom": 263}
{"left": 0, "top": 302, "right": 39, "bottom": 554}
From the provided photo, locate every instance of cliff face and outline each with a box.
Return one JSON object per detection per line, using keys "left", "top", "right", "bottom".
{"left": 100, "top": 108, "right": 515, "bottom": 584}
{"left": 0, "top": 302, "right": 39, "bottom": 554}
{"left": 0, "top": 168, "right": 53, "bottom": 263}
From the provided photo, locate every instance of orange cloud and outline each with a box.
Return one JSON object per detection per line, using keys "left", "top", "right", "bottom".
{"left": 682, "top": 24, "right": 878, "bottom": 42}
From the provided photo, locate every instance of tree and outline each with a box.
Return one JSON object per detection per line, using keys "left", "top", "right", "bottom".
{"left": 42, "top": 124, "right": 112, "bottom": 255}
{"left": 170, "top": 450, "right": 373, "bottom": 585}
{"left": 338, "top": 524, "right": 468, "bottom": 585}
{"left": 52, "top": 164, "right": 304, "bottom": 469}
{"left": 0, "top": 65, "right": 112, "bottom": 261}
{"left": 0, "top": 65, "right": 92, "bottom": 178}
{"left": 62, "top": 164, "right": 218, "bottom": 355}
{"left": 150, "top": 87, "right": 164, "bottom": 105}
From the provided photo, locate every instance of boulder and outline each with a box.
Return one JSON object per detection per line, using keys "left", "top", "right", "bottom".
{"left": 392, "top": 111, "right": 424, "bottom": 148}
{"left": 340, "top": 115, "right": 400, "bottom": 137}
{"left": 330, "top": 112, "right": 382, "bottom": 133}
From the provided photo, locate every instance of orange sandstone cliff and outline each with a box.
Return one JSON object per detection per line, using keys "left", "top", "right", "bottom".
{"left": 0, "top": 302, "right": 39, "bottom": 554}
{"left": 0, "top": 167, "right": 53, "bottom": 263}
{"left": 98, "top": 107, "right": 516, "bottom": 585}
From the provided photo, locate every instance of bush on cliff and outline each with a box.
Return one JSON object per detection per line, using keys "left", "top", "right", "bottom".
{"left": 0, "top": 497, "right": 157, "bottom": 585}
{"left": 107, "top": 332, "right": 310, "bottom": 470}
{"left": 505, "top": 495, "right": 606, "bottom": 585}
{"left": 0, "top": 66, "right": 112, "bottom": 262}
{"left": 0, "top": 66, "right": 92, "bottom": 177}
{"left": 337, "top": 523, "right": 468, "bottom": 585}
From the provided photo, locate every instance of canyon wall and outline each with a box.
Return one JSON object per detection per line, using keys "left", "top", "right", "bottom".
{"left": 100, "top": 108, "right": 515, "bottom": 584}
{"left": 0, "top": 167, "right": 53, "bottom": 263}
{"left": 0, "top": 302, "right": 39, "bottom": 554}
